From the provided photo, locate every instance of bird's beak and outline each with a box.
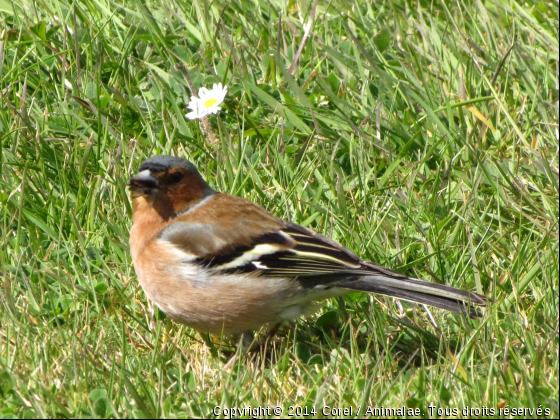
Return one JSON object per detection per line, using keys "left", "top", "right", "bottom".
{"left": 128, "top": 170, "right": 159, "bottom": 194}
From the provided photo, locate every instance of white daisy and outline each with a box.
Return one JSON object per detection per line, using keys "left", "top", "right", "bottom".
{"left": 185, "top": 83, "right": 228, "bottom": 120}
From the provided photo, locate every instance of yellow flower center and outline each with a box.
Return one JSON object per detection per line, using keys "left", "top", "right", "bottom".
{"left": 203, "top": 98, "right": 217, "bottom": 108}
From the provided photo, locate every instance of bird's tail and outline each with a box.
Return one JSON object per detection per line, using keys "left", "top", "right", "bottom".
{"left": 337, "top": 276, "right": 492, "bottom": 318}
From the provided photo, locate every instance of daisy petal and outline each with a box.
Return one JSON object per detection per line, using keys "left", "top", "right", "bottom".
{"left": 185, "top": 83, "right": 228, "bottom": 120}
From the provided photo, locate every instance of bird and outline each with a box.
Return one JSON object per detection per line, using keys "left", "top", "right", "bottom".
{"left": 128, "top": 155, "right": 492, "bottom": 341}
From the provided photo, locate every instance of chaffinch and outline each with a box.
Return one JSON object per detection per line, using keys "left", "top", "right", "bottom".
{"left": 128, "top": 155, "right": 491, "bottom": 338}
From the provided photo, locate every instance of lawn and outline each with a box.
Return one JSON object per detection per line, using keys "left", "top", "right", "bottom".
{"left": 0, "top": 0, "right": 558, "bottom": 418}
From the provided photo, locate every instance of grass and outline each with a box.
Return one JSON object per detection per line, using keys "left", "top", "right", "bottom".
{"left": 0, "top": 0, "right": 558, "bottom": 417}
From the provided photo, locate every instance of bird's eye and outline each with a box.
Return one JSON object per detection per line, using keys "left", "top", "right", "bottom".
{"left": 169, "top": 172, "right": 184, "bottom": 184}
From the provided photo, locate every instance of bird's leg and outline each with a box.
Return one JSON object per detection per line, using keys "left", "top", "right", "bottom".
{"left": 246, "top": 323, "right": 281, "bottom": 354}
{"left": 200, "top": 333, "right": 219, "bottom": 359}
{"left": 261, "top": 323, "right": 281, "bottom": 344}
{"left": 223, "top": 331, "right": 255, "bottom": 370}
{"left": 241, "top": 331, "right": 256, "bottom": 353}
{"left": 335, "top": 296, "right": 347, "bottom": 312}
{"left": 146, "top": 299, "right": 156, "bottom": 331}
{"left": 161, "top": 318, "right": 173, "bottom": 353}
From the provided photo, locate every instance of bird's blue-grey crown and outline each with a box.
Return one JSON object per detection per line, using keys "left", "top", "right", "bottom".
{"left": 139, "top": 155, "right": 200, "bottom": 175}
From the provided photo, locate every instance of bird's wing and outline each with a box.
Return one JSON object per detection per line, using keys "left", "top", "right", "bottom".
{"left": 206, "top": 223, "right": 367, "bottom": 276}
{"left": 160, "top": 217, "right": 401, "bottom": 281}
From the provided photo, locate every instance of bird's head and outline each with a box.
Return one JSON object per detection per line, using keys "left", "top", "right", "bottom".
{"left": 129, "top": 155, "right": 215, "bottom": 218}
